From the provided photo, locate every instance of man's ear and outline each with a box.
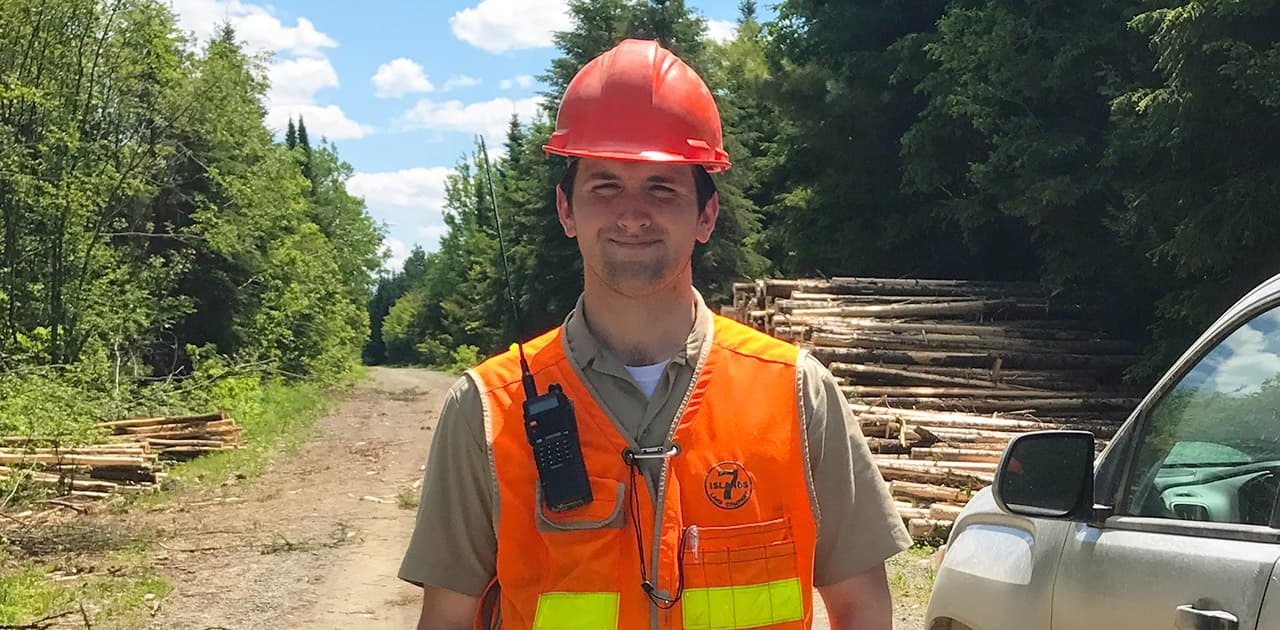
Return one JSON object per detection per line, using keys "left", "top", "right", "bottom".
{"left": 696, "top": 192, "right": 719, "bottom": 244}
{"left": 556, "top": 185, "right": 576, "bottom": 238}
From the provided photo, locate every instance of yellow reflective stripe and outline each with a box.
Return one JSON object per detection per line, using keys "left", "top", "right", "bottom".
{"left": 683, "top": 578, "right": 804, "bottom": 630}
{"left": 533, "top": 592, "right": 620, "bottom": 630}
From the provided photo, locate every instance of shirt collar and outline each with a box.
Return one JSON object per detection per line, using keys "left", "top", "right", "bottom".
{"left": 563, "top": 289, "right": 713, "bottom": 375}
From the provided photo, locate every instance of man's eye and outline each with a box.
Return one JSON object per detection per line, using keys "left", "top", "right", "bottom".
{"left": 650, "top": 186, "right": 677, "bottom": 198}
{"left": 592, "top": 183, "right": 621, "bottom": 195}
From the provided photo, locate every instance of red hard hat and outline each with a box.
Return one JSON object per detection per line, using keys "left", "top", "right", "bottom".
{"left": 544, "top": 39, "right": 730, "bottom": 172}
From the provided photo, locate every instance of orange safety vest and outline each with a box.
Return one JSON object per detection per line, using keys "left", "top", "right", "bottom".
{"left": 468, "top": 314, "right": 819, "bottom": 630}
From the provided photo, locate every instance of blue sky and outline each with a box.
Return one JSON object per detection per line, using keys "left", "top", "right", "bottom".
{"left": 165, "top": 0, "right": 772, "bottom": 272}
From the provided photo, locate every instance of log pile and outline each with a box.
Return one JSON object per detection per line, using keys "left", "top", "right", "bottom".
{"left": 0, "top": 412, "right": 242, "bottom": 501}
{"left": 728, "top": 277, "right": 1138, "bottom": 540}
{"left": 98, "top": 411, "right": 243, "bottom": 459}
{"left": 0, "top": 443, "right": 162, "bottom": 499}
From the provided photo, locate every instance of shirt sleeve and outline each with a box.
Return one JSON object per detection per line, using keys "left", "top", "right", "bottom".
{"left": 398, "top": 374, "right": 497, "bottom": 596}
{"left": 801, "top": 354, "right": 913, "bottom": 587}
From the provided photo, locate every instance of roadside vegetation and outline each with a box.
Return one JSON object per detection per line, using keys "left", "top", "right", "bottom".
{"left": 0, "top": 0, "right": 382, "bottom": 624}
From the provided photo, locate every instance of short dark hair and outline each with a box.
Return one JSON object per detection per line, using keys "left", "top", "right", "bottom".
{"left": 558, "top": 159, "right": 718, "bottom": 212}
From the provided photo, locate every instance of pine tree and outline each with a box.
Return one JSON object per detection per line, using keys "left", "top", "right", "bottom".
{"left": 760, "top": 1, "right": 983, "bottom": 278}
{"left": 297, "top": 115, "right": 314, "bottom": 185}
{"left": 541, "top": 0, "right": 632, "bottom": 117}
{"left": 1107, "top": 1, "right": 1280, "bottom": 379}
{"left": 285, "top": 117, "right": 298, "bottom": 149}
{"left": 499, "top": 117, "right": 582, "bottom": 338}
{"left": 364, "top": 247, "right": 428, "bottom": 365}
{"left": 626, "top": 0, "right": 708, "bottom": 69}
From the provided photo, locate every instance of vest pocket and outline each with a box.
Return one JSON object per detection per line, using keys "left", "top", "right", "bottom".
{"left": 680, "top": 517, "right": 805, "bottom": 630}
{"left": 535, "top": 476, "right": 626, "bottom": 532}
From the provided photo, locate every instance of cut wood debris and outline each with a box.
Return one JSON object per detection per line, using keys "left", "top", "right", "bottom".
{"left": 0, "top": 411, "right": 241, "bottom": 502}
{"left": 728, "top": 277, "right": 1139, "bottom": 541}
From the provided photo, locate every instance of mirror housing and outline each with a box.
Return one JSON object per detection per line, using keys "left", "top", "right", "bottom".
{"left": 993, "top": 431, "right": 1095, "bottom": 520}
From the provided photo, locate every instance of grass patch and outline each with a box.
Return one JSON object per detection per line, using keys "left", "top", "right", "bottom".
{"left": 0, "top": 561, "right": 61, "bottom": 624}
{"left": 2, "top": 373, "right": 351, "bottom": 626}
{"left": 887, "top": 543, "right": 938, "bottom": 611}
{"left": 397, "top": 486, "right": 419, "bottom": 510}
{"left": 0, "top": 547, "right": 170, "bottom": 628}
{"left": 134, "top": 380, "right": 333, "bottom": 499}
{"left": 258, "top": 522, "right": 352, "bottom": 556}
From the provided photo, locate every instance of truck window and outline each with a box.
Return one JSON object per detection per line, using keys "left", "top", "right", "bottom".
{"left": 1121, "top": 304, "right": 1280, "bottom": 525}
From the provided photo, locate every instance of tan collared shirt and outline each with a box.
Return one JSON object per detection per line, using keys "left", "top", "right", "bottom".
{"left": 400, "top": 292, "right": 911, "bottom": 596}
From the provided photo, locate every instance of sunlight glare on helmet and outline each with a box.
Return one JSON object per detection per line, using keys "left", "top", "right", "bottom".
{"left": 639, "top": 151, "right": 677, "bottom": 161}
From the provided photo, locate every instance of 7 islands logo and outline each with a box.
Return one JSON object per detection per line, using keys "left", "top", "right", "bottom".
{"left": 703, "top": 461, "right": 753, "bottom": 510}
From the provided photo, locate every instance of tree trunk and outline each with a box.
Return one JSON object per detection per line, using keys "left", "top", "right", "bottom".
{"left": 843, "top": 385, "right": 1099, "bottom": 399}
{"left": 909, "top": 447, "right": 1003, "bottom": 463}
{"left": 810, "top": 330, "right": 1134, "bottom": 355}
{"left": 835, "top": 363, "right": 1112, "bottom": 390}
{"left": 810, "top": 346, "right": 1135, "bottom": 370}
{"left": 762, "top": 277, "right": 1048, "bottom": 298}
{"left": 854, "top": 396, "right": 1140, "bottom": 414}
{"left": 908, "top": 518, "right": 953, "bottom": 539}
{"left": 775, "top": 318, "right": 1107, "bottom": 340}
{"left": 830, "top": 362, "right": 1041, "bottom": 389}
{"left": 790, "top": 298, "right": 1018, "bottom": 319}
{"left": 889, "top": 480, "right": 977, "bottom": 503}
{"left": 0, "top": 453, "right": 149, "bottom": 467}
{"left": 98, "top": 412, "right": 225, "bottom": 429}
{"left": 928, "top": 504, "right": 965, "bottom": 520}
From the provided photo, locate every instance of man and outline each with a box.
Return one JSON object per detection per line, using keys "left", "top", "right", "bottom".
{"left": 400, "top": 39, "right": 911, "bottom": 630}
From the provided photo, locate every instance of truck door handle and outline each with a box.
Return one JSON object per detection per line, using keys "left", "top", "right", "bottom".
{"left": 1175, "top": 604, "right": 1238, "bottom": 630}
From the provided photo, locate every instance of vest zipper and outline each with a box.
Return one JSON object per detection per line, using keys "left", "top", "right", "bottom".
{"left": 650, "top": 456, "right": 670, "bottom": 630}
{"left": 649, "top": 316, "right": 714, "bottom": 629}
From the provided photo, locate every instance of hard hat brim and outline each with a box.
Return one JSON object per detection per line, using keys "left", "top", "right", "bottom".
{"left": 542, "top": 146, "right": 730, "bottom": 173}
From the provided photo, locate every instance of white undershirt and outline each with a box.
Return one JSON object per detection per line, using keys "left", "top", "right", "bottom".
{"left": 624, "top": 360, "right": 671, "bottom": 398}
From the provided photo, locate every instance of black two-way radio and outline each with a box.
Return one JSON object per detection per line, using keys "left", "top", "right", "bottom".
{"left": 477, "top": 136, "right": 592, "bottom": 513}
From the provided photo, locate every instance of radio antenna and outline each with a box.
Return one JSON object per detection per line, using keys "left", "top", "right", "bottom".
{"left": 477, "top": 135, "right": 537, "bottom": 399}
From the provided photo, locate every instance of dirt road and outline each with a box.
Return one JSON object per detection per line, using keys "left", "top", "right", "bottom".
{"left": 136, "top": 367, "right": 923, "bottom": 629}
{"left": 136, "top": 367, "right": 446, "bottom": 629}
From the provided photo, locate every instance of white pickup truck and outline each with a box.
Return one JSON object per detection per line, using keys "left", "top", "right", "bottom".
{"left": 925, "top": 271, "right": 1280, "bottom": 630}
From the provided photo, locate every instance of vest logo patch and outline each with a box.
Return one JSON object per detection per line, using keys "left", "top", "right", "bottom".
{"left": 704, "top": 461, "right": 752, "bottom": 510}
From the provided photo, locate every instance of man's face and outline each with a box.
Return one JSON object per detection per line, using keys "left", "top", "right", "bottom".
{"left": 556, "top": 158, "right": 718, "bottom": 297}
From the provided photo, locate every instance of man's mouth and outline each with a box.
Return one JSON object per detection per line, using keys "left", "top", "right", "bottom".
{"left": 608, "top": 238, "right": 660, "bottom": 249}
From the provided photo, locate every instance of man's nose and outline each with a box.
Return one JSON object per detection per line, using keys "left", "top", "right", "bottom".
{"left": 615, "top": 203, "right": 652, "bottom": 231}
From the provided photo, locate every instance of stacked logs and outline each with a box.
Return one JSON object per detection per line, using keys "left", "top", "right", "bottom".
{"left": 0, "top": 442, "right": 162, "bottom": 498}
{"left": 854, "top": 403, "right": 1119, "bottom": 539}
{"left": 99, "top": 411, "right": 243, "bottom": 459}
{"left": 728, "top": 277, "right": 1138, "bottom": 539}
{"left": 0, "top": 412, "right": 241, "bottom": 500}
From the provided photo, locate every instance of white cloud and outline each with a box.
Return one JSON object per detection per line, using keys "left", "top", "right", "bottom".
{"left": 350, "top": 167, "right": 454, "bottom": 255}
{"left": 418, "top": 225, "right": 451, "bottom": 243}
{"left": 265, "top": 57, "right": 372, "bottom": 139}
{"left": 372, "top": 58, "right": 435, "bottom": 99}
{"left": 381, "top": 238, "right": 411, "bottom": 273}
{"left": 1205, "top": 312, "right": 1280, "bottom": 395}
{"left": 450, "top": 0, "right": 573, "bottom": 54}
{"left": 348, "top": 167, "right": 452, "bottom": 211}
{"left": 443, "top": 75, "right": 483, "bottom": 91}
{"left": 236, "top": 14, "right": 335, "bottom": 58}
{"left": 166, "top": 0, "right": 370, "bottom": 141}
{"left": 167, "top": 0, "right": 335, "bottom": 58}
{"left": 705, "top": 19, "right": 738, "bottom": 44}
{"left": 268, "top": 105, "right": 373, "bottom": 140}
{"left": 268, "top": 56, "right": 339, "bottom": 107}
{"left": 499, "top": 75, "right": 536, "bottom": 90}
{"left": 397, "top": 96, "right": 543, "bottom": 143}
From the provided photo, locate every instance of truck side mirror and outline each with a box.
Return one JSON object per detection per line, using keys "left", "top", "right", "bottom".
{"left": 993, "top": 431, "right": 1095, "bottom": 519}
